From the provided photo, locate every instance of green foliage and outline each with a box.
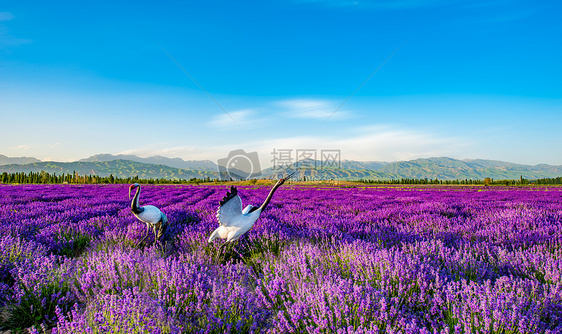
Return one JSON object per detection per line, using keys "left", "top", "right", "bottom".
{"left": 0, "top": 160, "right": 217, "bottom": 183}
{"left": 358, "top": 176, "right": 562, "bottom": 186}
{"left": 0, "top": 170, "right": 212, "bottom": 185}
{"left": 54, "top": 231, "right": 91, "bottom": 258}
{"left": 1, "top": 281, "right": 71, "bottom": 331}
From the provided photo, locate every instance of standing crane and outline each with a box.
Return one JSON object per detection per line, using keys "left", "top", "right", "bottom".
{"left": 129, "top": 183, "right": 168, "bottom": 244}
{"left": 208, "top": 172, "right": 294, "bottom": 246}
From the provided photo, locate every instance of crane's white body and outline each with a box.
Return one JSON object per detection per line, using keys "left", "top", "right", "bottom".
{"left": 208, "top": 195, "right": 262, "bottom": 243}
{"left": 208, "top": 173, "right": 294, "bottom": 246}
{"left": 129, "top": 183, "right": 167, "bottom": 242}
{"left": 132, "top": 205, "right": 168, "bottom": 227}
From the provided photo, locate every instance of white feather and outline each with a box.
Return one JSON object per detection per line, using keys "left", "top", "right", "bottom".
{"left": 209, "top": 180, "right": 289, "bottom": 245}
{"left": 134, "top": 205, "right": 164, "bottom": 226}
{"left": 216, "top": 195, "right": 243, "bottom": 227}
{"left": 210, "top": 195, "right": 262, "bottom": 243}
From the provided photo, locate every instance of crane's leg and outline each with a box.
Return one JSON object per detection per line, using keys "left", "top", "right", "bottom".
{"left": 156, "top": 221, "right": 165, "bottom": 240}
{"left": 217, "top": 241, "right": 233, "bottom": 260}
{"left": 232, "top": 241, "right": 244, "bottom": 259}
{"left": 218, "top": 241, "right": 228, "bottom": 252}
{"left": 147, "top": 221, "right": 165, "bottom": 245}
{"left": 224, "top": 237, "right": 243, "bottom": 259}
{"left": 157, "top": 224, "right": 164, "bottom": 241}
{"left": 137, "top": 225, "right": 150, "bottom": 247}
{"left": 153, "top": 225, "right": 165, "bottom": 253}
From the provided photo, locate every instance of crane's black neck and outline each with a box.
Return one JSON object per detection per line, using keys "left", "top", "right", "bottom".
{"left": 131, "top": 187, "right": 144, "bottom": 214}
{"left": 257, "top": 182, "right": 282, "bottom": 212}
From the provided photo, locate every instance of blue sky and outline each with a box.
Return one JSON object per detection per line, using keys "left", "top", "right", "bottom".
{"left": 1, "top": 0, "right": 561, "bottom": 166}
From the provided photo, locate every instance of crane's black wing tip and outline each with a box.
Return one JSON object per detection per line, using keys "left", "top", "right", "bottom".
{"left": 219, "top": 186, "right": 238, "bottom": 206}
{"left": 248, "top": 205, "right": 260, "bottom": 213}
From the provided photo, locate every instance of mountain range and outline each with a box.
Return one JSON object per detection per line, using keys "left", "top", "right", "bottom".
{"left": 79, "top": 154, "right": 217, "bottom": 171}
{"left": 1, "top": 154, "right": 561, "bottom": 181}
{"left": 0, "top": 154, "right": 41, "bottom": 165}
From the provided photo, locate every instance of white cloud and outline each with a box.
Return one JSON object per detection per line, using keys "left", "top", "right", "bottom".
{"left": 118, "top": 145, "right": 227, "bottom": 161}
{"left": 15, "top": 144, "right": 30, "bottom": 150}
{"left": 116, "top": 124, "right": 470, "bottom": 167}
{"left": 207, "top": 109, "right": 265, "bottom": 128}
{"left": 277, "top": 98, "right": 350, "bottom": 120}
{"left": 336, "top": 126, "right": 470, "bottom": 161}
{"left": 251, "top": 125, "right": 467, "bottom": 164}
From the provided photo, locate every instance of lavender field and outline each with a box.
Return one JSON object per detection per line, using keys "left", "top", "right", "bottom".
{"left": 0, "top": 184, "right": 561, "bottom": 333}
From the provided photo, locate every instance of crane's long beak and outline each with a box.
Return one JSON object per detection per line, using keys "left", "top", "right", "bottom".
{"left": 285, "top": 171, "right": 296, "bottom": 180}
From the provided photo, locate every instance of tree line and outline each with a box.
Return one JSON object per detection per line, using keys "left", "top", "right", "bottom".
{"left": 358, "top": 176, "right": 562, "bottom": 186}
{"left": 0, "top": 171, "right": 210, "bottom": 185}
{"left": 1, "top": 171, "right": 561, "bottom": 185}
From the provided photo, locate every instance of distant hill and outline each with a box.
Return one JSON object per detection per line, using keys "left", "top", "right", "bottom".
{"left": 261, "top": 157, "right": 562, "bottom": 181}
{"left": 340, "top": 160, "right": 389, "bottom": 170}
{"left": 79, "top": 154, "right": 217, "bottom": 171}
{"left": 375, "top": 157, "right": 562, "bottom": 180}
{"left": 1, "top": 154, "right": 561, "bottom": 181}
{"left": 262, "top": 166, "right": 393, "bottom": 180}
{"left": 0, "top": 160, "right": 217, "bottom": 180}
{"left": 0, "top": 154, "right": 41, "bottom": 166}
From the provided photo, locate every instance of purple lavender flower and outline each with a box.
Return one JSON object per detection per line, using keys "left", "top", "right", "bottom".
{"left": 0, "top": 184, "right": 560, "bottom": 333}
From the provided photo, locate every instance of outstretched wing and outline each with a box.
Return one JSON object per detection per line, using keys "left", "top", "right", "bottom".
{"left": 216, "top": 186, "right": 243, "bottom": 227}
